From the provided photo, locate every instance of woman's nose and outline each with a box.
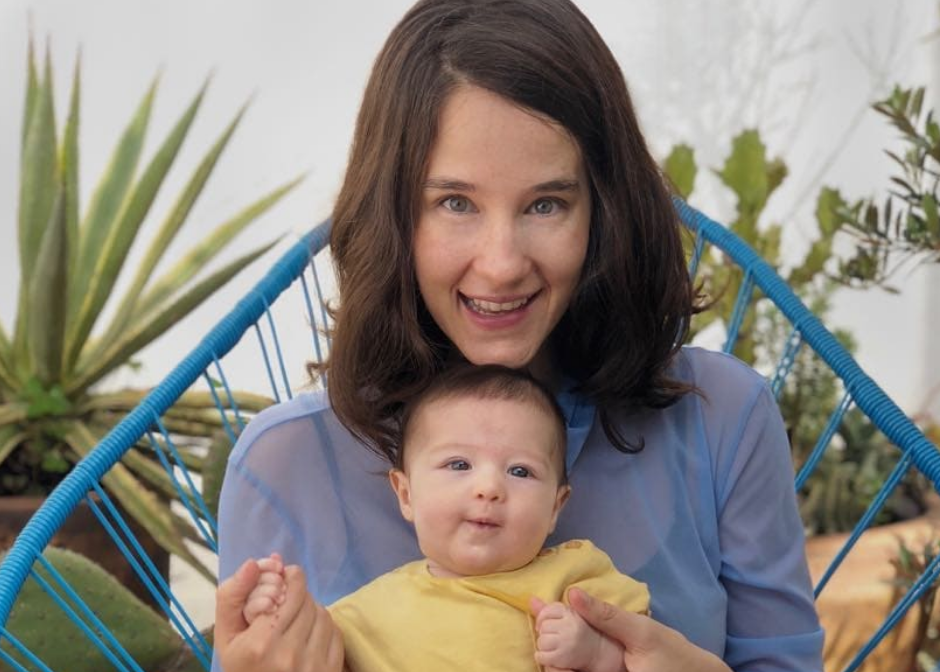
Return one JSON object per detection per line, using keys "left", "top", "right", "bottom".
{"left": 471, "top": 214, "right": 532, "bottom": 286}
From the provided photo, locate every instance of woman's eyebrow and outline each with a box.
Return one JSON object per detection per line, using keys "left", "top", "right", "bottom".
{"left": 533, "top": 179, "right": 580, "bottom": 193}
{"left": 423, "top": 178, "right": 475, "bottom": 191}
{"left": 422, "top": 177, "right": 581, "bottom": 192}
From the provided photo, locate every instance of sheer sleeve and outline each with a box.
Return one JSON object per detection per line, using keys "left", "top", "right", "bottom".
{"left": 715, "top": 382, "right": 824, "bottom": 671}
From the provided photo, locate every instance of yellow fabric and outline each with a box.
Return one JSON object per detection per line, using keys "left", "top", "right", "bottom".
{"left": 329, "top": 539, "right": 650, "bottom": 672}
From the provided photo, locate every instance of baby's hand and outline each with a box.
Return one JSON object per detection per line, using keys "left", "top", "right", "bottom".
{"left": 532, "top": 598, "right": 625, "bottom": 672}
{"left": 241, "top": 552, "right": 287, "bottom": 625}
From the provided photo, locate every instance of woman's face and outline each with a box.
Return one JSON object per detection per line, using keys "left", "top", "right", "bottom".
{"left": 413, "top": 86, "right": 591, "bottom": 371}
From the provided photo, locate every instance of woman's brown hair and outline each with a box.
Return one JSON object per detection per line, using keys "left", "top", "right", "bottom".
{"left": 319, "top": 0, "right": 695, "bottom": 462}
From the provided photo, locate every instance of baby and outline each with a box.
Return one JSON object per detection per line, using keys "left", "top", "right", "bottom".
{"left": 242, "top": 365, "right": 649, "bottom": 672}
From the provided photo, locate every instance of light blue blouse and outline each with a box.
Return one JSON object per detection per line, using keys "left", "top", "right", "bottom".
{"left": 216, "top": 346, "right": 824, "bottom": 671}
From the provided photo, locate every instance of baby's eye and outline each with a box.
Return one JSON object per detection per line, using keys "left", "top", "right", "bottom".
{"left": 442, "top": 196, "right": 474, "bottom": 214}
{"left": 508, "top": 466, "right": 531, "bottom": 478}
{"left": 447, "top": 459, "right": 471, "bottom": 471}
{"left": 527, "top": 198, "right": 563, "bottom": 216}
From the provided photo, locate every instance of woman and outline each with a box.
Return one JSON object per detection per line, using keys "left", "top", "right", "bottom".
{"left": 214, "top": 1, "right": 824, "bottom": 671}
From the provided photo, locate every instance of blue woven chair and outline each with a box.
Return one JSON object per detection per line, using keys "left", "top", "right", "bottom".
{"left": 1, "top": 205, "right": 938, "bottom": 672}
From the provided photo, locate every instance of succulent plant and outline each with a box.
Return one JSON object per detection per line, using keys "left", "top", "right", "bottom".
{"left": 0, "top": 40, "right": 295, "bottom": 576}
{"left": 0, "top": 546, "right": 206, "bottom": 672}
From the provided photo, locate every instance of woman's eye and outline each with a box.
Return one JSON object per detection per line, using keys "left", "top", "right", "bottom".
{"left": 529, "top": 198, "right": 560, "bottom": 216}
{"left": 442, "top": 196, "right": 473, "bottom": 213}
{"left": 508, "top": 466, "right": 531, "bottom": 478}
{"left": 448, "top": 460, "right": 471, "bottom": 471}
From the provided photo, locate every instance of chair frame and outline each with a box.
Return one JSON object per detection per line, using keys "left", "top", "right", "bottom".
{"left": 1, "top": 205, "right": 938, "bottom": 672}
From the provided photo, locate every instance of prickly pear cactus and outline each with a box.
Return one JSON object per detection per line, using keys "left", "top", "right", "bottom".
{"left": 1, "top": 547, "right": 186, "bottom": 672}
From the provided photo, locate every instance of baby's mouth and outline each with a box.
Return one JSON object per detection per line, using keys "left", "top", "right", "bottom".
{"left": 467, "top": 517, "right": 501, "bottom": 528}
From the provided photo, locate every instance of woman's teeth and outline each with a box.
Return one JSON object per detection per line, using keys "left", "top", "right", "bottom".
{"left": 466, "top": 296, "right": 530, "bottom": 314}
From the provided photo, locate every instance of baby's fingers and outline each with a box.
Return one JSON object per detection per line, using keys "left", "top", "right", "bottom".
{"left": 250, "top": 583, "right": 286, "bottom": 605}
{"left": 534, "top": 601, "right": 569, "bottom": 630}
{"left": 536, "top": 630, "right": 562, "bottom": 653}
{"left": 256, "top": 553, "right": 285, "bottom": 575}
{"left": 243, "top": 596, "right": 276, "bottom": 623}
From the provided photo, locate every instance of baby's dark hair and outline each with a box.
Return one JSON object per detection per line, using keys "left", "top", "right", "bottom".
{"left": 397, "top": 364, "right": 569, "bottom": 484}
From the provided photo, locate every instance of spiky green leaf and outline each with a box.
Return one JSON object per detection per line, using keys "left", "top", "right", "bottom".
{"left": 68, "top": 77, "right": 157, "bottom": 336}
{"left": 28, "top": 182, "right": 69, "bottom": 385}
{"left": 129, "top": 177, "right": 301, "bottom": 323}
{"left": 21, "top": 36, "right": 39, "bottom": 157}
{"left": 66, "top": 421, "right": 213, "bottom": 581}
{"left": 0, "top": 404, "right": 28, "bottom": 427}
{"left": 0, "top": 325, "right": 19, "bottom": 393}
{"left": 62, "top": 52, "right": 82, "bottom": 291}
{"left": 105, "top": 87, "right": 246, "bottom": 340}
{"left": 68, "top": 240, "right": 278, "bottom": 396}
{"left": 69, "top": 77, "right": 202, "bottom": 369}
{"left": 0, "top": 426, "right": 27, "bottom": 469}
{"left": 15, "top": 48, "right": 58, "bottom": 370}
{"left": 106, "top": 441, "right": 199, "bottom": 503}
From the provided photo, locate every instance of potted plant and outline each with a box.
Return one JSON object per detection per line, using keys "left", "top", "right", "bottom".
{"left": 0, "top": 39, "right": 298, "bottom": 595}
{"left": 664, "top": 107, "right": 940, "bottom": 671}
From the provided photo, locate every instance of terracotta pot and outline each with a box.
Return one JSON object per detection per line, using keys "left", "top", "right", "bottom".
{"left": 806, "top": 495, "right": 940, "bottom": 672}
{"left": 0, "top": 495, "right": 170, "bottom": 611}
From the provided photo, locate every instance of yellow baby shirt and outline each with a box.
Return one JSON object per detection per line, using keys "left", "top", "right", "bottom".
{"left": 329, "top": 539, "right": 650, "bottom": 672}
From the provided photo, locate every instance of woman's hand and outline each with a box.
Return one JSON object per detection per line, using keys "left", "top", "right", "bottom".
{"left": 531, "top": 597, "right": 625, "bottom": 672}
{"left": 564, "top": 588, "right": 731, "bottom": 672}
{"left": 215, "top": 560, "right": 344, "bottom": 672}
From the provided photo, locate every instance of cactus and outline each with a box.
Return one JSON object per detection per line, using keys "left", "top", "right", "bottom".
{"left": 0, "top": 547, "right": 197, "bottom": 672}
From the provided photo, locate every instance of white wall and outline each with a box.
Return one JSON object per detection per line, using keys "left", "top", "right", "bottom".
{"left": 1, "top": 0, "right": 938, "bottom": 412}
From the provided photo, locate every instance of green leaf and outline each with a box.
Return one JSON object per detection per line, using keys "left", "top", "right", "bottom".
{"left": 68, "top": 240, "right": 279, "bottom": 396}
{"left": 0, "top": 404, "right": 28, "bottom": 427}
{"left": 3, "top": 547, "right": 185, "bottom": 672}
{"left": 201, "top": 430, "right": 234, "bottom": 521}
{"left": 0, "top": 325, "right": 20, "bottom": 393}
{"left": 66, "top": 421, "right": 214, "bottom": 581}
{"left": 69, "top": 77, "right": 193, "bottom": 370}
{"left": 28, "top": 181, "right": 69, "bottom": 385}
{"left": 15, "top": 47, "right": 59, "bottom": 370}
{"left": 40, "top": 447, "right": 70, "bottom": 473}
{"left": 111, "top": 443, "right": 198, "bottom": 502}
{"left": 663, "top": 144, "right": 697, "bottom": 199}
{"left": 21, "top": 377, "right": 71, "bottom": 419}
{"left": 716, "top": 130, "right": 785, "bottom": 242}
{"left": 21, "top": 35, "right": 39, "bottom": 159}
{"left": 0, "top": 426, "right": 27, "bottom": 469}
{"left": 766, "top": 158, "right": 788, "bottom": 199}
{"left": 68, "top": 76, "right": 157, "bottom": 339}
{"left": 62, "top": 52, "right": 82, "bottom": 300}
{"left": 923, "top": 193, "right": 939, "bottom": 237}
{"left": 815, "top": 187, "right": 847, "bottom": 236}
{"left": 104, "top": 91, "right": 249, "bottom": 340}
{"left": 129, "top": 177, "right": 301, "bottom": 323}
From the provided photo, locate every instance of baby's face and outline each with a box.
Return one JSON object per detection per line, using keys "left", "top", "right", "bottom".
{"left": 390, "top": 395, "right": 569, "bottom": 578}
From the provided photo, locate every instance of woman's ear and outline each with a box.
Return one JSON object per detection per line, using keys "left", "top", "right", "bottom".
{"left": 388, "top": 469, "right": 414, "bottom": 522}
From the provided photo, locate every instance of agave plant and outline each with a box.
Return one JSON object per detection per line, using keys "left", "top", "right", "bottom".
{"left": 0, "top": 41, "right": 296, "bottom": 576}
